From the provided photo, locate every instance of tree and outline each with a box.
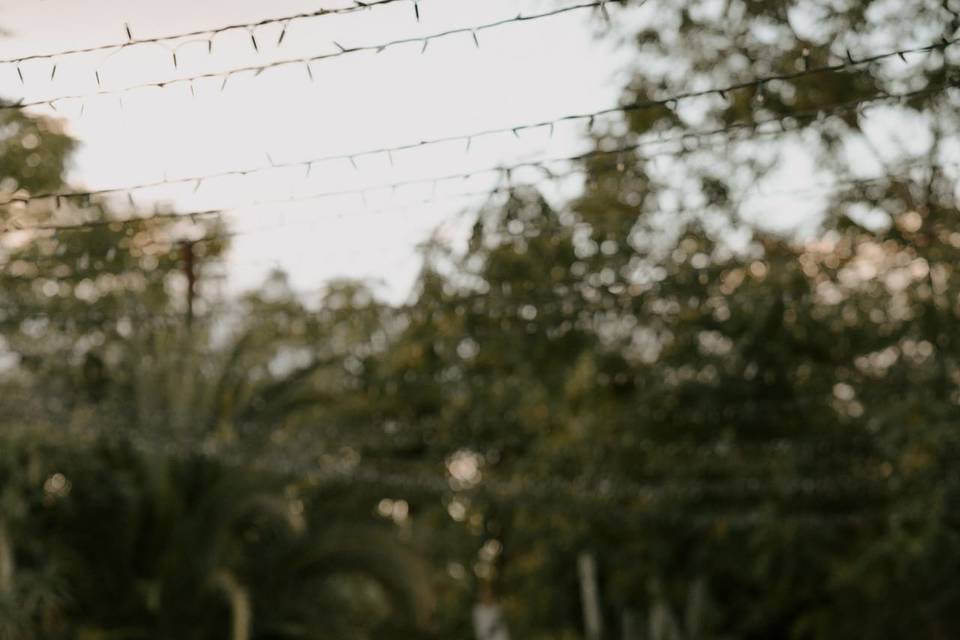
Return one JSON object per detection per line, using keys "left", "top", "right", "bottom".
{"left": 35, "top": 445, "right": 432, "bottom": 640}
{"left": 4, "top": 2, "right": 960, "bottom": 637}
{"left": 318, "top": 1, "right": 960, "bottom": 637}
{"left": 0, "top": 95, "right": 430, "bottom": 640}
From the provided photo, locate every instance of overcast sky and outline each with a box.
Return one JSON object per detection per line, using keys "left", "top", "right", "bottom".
{"left": 0, "top": 0, "right": 641, "bottom": 301}
{"left": 0, "top": 0, "right": 939, "bottom": 303}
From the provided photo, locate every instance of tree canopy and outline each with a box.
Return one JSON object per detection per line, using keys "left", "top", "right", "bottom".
{"left": 1, "top": 0, "right": 959, "bottom": 638}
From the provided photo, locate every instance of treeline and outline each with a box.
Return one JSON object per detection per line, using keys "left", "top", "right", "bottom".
{"left": 2, "top": 0, "right": 960, "bottom": 638}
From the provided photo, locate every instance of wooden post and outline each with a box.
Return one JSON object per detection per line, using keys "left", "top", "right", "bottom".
{"left": 0, "top": 517, "right": 13, "bottom": 595}
{"left": 180, "top": 240, "right": 197, "bottom": 328}
{"left": 622, "top": 608, "right": 642, "bottom": 640}
{"left": 473, "top": 580, "right": 511, "bottom": 640}
{"left": 578, "top": 551, "right": 604, "bottom": 640}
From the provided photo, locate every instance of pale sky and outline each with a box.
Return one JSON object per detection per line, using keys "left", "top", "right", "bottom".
{"left": 0, "top": 0, "right": 942, "bottom": 303}
{"left": 0, "top": 0, "right": 637, "bottom": 302}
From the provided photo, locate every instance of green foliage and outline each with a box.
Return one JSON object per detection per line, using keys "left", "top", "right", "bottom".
{"left": 3, "top": 0, "right": 960, "bottom": 638}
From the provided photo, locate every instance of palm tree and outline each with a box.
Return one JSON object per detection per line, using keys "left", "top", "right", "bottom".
{"left": 0, "top": 437, "right": 72, "bottom": 640}
{"left": 1, "top": 280, "right": 429, "bottom": 638}
{"left": 52, "top": 448, "right": 431, "bottom": 639}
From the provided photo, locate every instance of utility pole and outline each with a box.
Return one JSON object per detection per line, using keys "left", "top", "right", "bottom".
{"left": 180, "top": 240, "right": 197, "bottom": 328}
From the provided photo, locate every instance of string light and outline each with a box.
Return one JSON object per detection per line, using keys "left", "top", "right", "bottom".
{"left": 0, "top": 0, "right": 414, "bottom": 68}
{"left": 0, "top": 0, "right": 954, "bottom": 536}
{"left": 0, "top": 80, "right": 947, "bottom": 218}
{"left": 2, "top": 154, "right": 947, "bottom": 250}
{"left": 1, "top": 29, "right": 950, "bottom": 117}
{"left": 4, "top": 1, "right": 629, "bottom": 112}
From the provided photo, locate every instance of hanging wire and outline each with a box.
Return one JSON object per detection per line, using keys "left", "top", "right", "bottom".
{"left": 173, "top": 159, "right": 953, "bottom": 247}
{"left": 3, "top": 9, "right": 953, "bottom": 114}
{"left": 3, "top": 0, "right": 630, "bottom": 112}
{"left": 3, "top": 155, "right": 949, "bottom": 274}
{"left": 0, "top": 2, "right": 953, "bottom": 532}
{"left": 0, "top": 0, "right": 417, "bottom": 67}
{"left": 0, "top": 79, "right": 950, "bottom": 230}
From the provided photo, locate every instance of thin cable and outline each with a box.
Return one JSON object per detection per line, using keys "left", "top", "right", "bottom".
{"left": 4, "top": 179, "right": 567, "bottom": 237}
{"left": 6, "top": 11, "right": 953, "bottom": 115}
{"left": 0, "top": 0, "right": 412, "bottom": 67}
{"left": 1, "top": 209, "right": 224, "bottom": 233}
{"left": 0, "top": 80, "right": 950, "bottom": 228}
{"left": 4, "top": 155, "right": 946, "bottom": 273}
{"left": 4, "top": 0, "right": 627, "bottom": 112}
{"left": 171, "top": 160, "right": 952, "bottom": 246}
{"left": 0, "top": 185, "right": 537, "bottom": 273}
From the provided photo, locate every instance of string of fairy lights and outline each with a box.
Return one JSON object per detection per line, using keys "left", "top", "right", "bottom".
{"left": 0, "top": 0, "right": 950, "bottom": 231}
{"left": 2, "top": 0, "right": 634, "bottom": 112}
{"left": 0, "top": 0, "right": 957, "bottom": 518}
{"left": 0, "top": 76, "right": 954, "bottom": 233}
{"left": 0, "top": 0, "right": 417, "bottom": 68}
{"left": 2, "top": 155, "right": 952, "bottom": 261}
